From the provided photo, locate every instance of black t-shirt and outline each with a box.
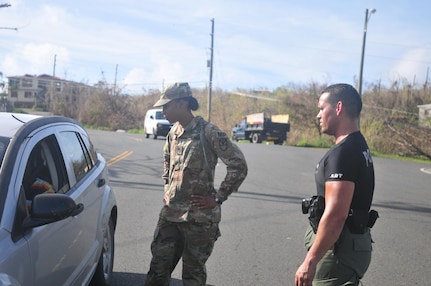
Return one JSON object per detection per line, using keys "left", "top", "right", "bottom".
{"left": 315, "top": 131, "right": 375, "bottom": 210}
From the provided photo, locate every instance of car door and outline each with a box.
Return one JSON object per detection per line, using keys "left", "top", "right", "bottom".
{"left": 26, "top": 124, "right": 105, "bottom": 285}
{"left": 236, "top": 119, "right": 247, "bottom": 139}
{"left": 21, "top": 130, "right": 89, "bottom": 285}
{"left": 56, "top": 126, "right": 105, "bottom": 282}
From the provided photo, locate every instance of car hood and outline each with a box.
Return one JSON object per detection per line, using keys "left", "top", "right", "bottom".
{"left": 157, "top": 119, "right": 171, "bottom": 126}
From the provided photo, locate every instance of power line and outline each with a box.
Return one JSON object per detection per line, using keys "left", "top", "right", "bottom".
{"left": 0, "top": 3, "right": 18, "bottom": 31}
{"left": 0, "top": 27, "right": 17, "bottom": 31}
{"left": 231, "top": 91, "right": 280, "bottom": 102}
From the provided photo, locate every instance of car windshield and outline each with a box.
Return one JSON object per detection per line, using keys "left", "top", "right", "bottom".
{"left": 155, "top": 111, "right": 165, "bottom": 120}
{"left": 0, "top": 136, "right": 10, "bottom": 168}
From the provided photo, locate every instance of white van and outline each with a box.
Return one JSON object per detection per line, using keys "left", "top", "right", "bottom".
{"left": 144, "top": 108, "right": 172, "bottom": 139}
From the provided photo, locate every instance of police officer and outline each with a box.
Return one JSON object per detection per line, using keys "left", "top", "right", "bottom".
{"left": 144, "top": 82, "right": 248, "bottom": 286}
{"left": 295, "top": 84, "right": 376, "bottom": 286}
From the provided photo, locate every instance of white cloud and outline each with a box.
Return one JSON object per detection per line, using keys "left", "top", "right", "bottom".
{"left": 389, "top": 47, "right": 431, "bottom": 84}
{"left": 2, "top": 55, "right": 19, "bottom": 75}
{"left": 22, "top": 43, "right": 69, "bottom": 70}
{"left": 2, "top": 43, "right": 69, "bottom": 76}
{"left": 1, "top": 0, "right": 430, "bottom": 93}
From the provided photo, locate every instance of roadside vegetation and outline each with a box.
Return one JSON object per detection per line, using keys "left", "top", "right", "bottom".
{"left": 6, "top": 79, "right": 431, "bottom": 162}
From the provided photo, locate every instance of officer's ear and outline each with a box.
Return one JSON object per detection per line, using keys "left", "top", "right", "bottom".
{"left": 335, "top": 101, "right": 343, "bottom": 116}
{"left": 177, "top": 99, "right": 189, "bottom": 110}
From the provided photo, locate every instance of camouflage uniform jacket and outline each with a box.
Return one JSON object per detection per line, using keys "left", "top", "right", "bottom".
{"left": 160, "top": 116, "right": 247, "bottom": 223}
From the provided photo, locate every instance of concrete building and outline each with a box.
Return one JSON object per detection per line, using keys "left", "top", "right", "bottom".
{"left": 417, "top": 103, "right": 431, "bottom": 128}
{"left": 6, "top": 74, "right": 95, "bottom": 109}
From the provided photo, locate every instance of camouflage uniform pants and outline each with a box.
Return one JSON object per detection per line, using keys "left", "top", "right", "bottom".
{"left": 304, "top": 225, "right": 372, "bottom": 286}
{"left": 145, "top": 218, "right": 220, "bottom": 286}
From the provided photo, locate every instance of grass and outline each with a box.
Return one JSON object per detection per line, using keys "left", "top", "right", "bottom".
{"left": 82, "top": 125, "right": 110, "bottom": 131}
{"left": 295, "top": 138, "right": 332, "bottom": 148}
{"left": 128, "top": 128, "right": 145, "bottom": 134}
{"left": 296, "top": 140, "right": 431, "bottom": 164}
{"left": 371, "top": 151, "right": 431, "bottom": 164}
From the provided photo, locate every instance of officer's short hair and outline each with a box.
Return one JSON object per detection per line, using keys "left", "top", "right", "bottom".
{"left": 321, "top": 83, "right": 362, "bottom": 118}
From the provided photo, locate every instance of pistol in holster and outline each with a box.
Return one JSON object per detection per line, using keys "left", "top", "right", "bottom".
{"left": 302, "top": 195, "right": 325, "bottom": 233}
{"left": 346, "top": 209, "right": 379, "bottom": 234}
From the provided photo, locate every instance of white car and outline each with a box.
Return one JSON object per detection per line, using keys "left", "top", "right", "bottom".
{"left": 144, "top": 108, "right": 172, "bottom": 139}
{"left": 0, "top": 113, "right": 117, "bottom": 286}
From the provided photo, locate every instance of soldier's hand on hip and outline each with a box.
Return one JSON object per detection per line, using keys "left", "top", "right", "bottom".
{"left": 191, "top": 195, "right": 218, "bottom": 209}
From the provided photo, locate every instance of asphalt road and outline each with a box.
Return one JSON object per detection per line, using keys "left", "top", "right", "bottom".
{"left": 87, "top": 129, "right": 431, "bottom": 286}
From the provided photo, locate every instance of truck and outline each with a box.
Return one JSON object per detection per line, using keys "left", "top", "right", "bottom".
{"left": 231, "top": 113, "right": 290, "bottom": 145}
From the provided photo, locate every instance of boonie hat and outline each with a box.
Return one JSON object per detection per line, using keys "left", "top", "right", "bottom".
{"left": 153, "top": 82, "right": 192, "bottom": 107}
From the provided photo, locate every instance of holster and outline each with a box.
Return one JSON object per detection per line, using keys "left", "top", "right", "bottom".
{"left": 346, "top": 209, "right": 379, "bottom": 234}
{"left": 307, "top": 196, "right": 325, "bottom": 233}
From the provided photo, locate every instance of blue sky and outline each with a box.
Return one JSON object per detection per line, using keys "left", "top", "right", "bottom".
{"left": 0, "top": 0, "right": 430, "bottom": 94}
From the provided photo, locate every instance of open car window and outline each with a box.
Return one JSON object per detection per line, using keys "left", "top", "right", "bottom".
{"left": 22, "top": 134, "right": 70, "bottom": 204}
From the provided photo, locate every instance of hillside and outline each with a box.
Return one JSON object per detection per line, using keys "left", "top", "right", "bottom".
{"left": 37, "top": 81, "right": 431, "bottom": 161}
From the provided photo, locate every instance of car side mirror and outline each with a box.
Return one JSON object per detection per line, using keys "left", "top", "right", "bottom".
{"left": 22, "top": 194, "right": 84, "bottom": 230}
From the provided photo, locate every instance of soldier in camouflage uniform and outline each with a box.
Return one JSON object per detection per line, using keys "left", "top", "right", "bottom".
{"left": 144, "top": 82, "right": 248, "bottom": 286}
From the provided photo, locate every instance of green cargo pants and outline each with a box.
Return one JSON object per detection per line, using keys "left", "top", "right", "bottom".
{"left": 145, "top": 218, "right": 220, "bottom": 286}
{"left": 304, "top": 225, "right": 372, "bottom": 286}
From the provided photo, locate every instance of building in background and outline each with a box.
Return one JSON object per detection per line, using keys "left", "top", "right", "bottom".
{"left": 418, "top": 104, "right": 431, "bottom": 128}
{"left": 6, "top": 74, "right": 95, "bottom": 110}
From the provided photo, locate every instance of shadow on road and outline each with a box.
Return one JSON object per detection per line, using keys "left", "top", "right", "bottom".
{"left": 373, "top": 201, "right": 431, "bottom": 214}
{"left": 112, "top": 272, "right": 146, "bottom": 285}
{"left": 233, "top": 190, "right": 304, "bottom": 204}
{"left": 112, "top": 272, "right": 214, "bottom": 286}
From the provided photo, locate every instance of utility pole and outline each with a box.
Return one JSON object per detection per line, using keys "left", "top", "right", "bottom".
{"left": 424, "top": 67, "right": 429, "bottom": 90}
{"left": 53, "top": 54, "right": 57, "bottom": 77}
{"left": 358, "top": 8, "right": 376, "bottom": 96}
{"left": 114, "top": 64, "right": 118, "bottom": 95}
{"left": 207, "top": 18, "right": 214, "bottom": 122}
